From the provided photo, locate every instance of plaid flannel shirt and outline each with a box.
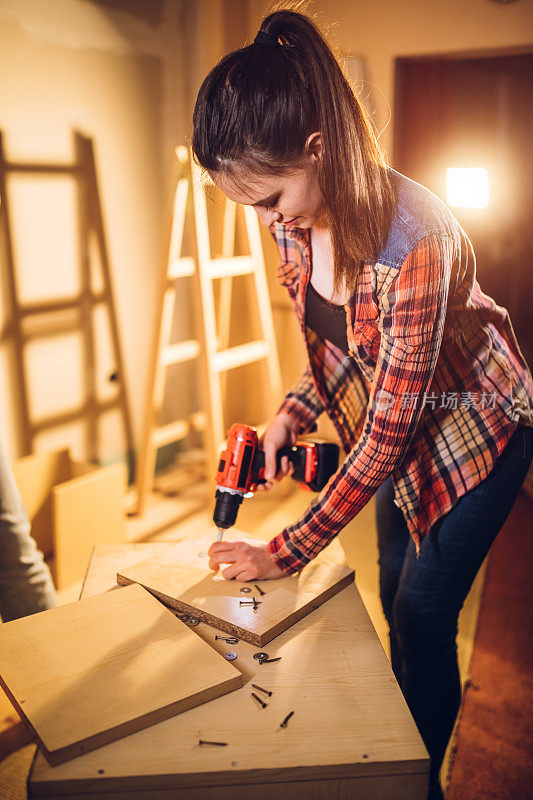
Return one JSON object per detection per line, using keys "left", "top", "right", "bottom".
{"left": 267, "top": 168, "right": 533, "bottom": 574}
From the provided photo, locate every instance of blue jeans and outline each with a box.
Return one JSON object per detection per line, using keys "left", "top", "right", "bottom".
{"left": 0, "top": 439, "right": 56, "bottom": 622}
{"left": 375, "top": 422, "right": 533, "bottom": 799}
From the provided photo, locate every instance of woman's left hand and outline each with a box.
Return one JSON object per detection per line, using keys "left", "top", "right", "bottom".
{"left": 208, "top": 540, "right": 286, "bottom": 580}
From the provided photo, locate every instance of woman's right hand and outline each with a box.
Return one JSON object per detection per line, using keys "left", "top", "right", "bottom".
{"left": 256, "top": 413, "right": 300, "bottom": 492}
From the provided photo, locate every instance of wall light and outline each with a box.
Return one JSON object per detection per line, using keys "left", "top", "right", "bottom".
{"left": 446, "top": 167, "right": 489, "bottom": 209}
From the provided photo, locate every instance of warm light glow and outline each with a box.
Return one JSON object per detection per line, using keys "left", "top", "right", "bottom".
{"left": 446, "top": 168, "right": 489, "bottom": 209}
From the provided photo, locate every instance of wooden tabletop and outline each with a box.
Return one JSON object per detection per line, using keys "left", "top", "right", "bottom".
{"left": 29, "top": 541, "right": 429, "bottom": 800}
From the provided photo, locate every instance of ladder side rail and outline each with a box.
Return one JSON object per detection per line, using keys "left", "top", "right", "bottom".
{"left": 75, "top": 134, "right": 99, "bottom": 461}
{"left": 0, "top": 131, "right": 33, "bottom": 454}
{"left": 244, "top": 204, "right": 283, "bottom": 411}
{"left": 190, "top": 160, "right": 225, "bottom": 472}
{"left": 80, "top": 133, "right": 134, "bottom": 468}
{"left": 134, "top": 169, "right": 189, "bottom": 514}
{"left": 218, "top": 197, "right": 237, "bottom": 401}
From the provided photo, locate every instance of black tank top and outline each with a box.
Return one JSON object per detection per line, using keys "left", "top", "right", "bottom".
{"left": 305, "top": 280, "right": 350, "bottom": 355}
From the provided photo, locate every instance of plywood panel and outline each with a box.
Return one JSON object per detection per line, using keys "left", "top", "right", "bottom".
{"left": 12, "top": 448, "right": 71, "bottom": 557}
{"left": 53, "top": 461, "right": 126, "bottom": 587}
{"left": 27, "top": 773, "right": 429, "bottom": 800}
{"left": 0, "top": 584, "right": 243, "bottom": 765}
{"left": 29, "top": 543, "right": 428, "bottom": 798}
{"left": 12, "top": 449, "right": 125, "bottom": 587}
{"left": 116, "top": 533, "right": 354, "bottom": 645}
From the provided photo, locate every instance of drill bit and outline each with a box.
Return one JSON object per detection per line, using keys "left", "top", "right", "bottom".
{"left": 217, "top": 528, "right": 224, "bottom": 542}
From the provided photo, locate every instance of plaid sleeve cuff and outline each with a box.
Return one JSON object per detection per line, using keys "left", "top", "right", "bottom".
{"left": 267, "top": 534, "right": 309, "bottom": 575}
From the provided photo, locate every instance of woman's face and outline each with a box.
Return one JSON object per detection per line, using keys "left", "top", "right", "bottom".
{"left": 209, "top": 134, "right": 325, "bottom": 230}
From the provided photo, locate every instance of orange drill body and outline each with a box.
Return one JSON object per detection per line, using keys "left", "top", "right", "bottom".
{"left": 213, "top": 423, "right": 339, "bottom": 531}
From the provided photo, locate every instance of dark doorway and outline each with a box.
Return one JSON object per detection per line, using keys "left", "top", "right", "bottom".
{"left": 393, "top": 51, "right": 533, "bottom": 367}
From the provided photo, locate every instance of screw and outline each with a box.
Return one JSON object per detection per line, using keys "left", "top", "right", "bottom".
{"left": 251, "top": 692, "right": 267, "bottom": 709}
{"left": 253, "top": 652, "right": 269, "bottom": 662}
{"left": 251, "top": 683, "right": 272, "bottom": 697}
{"left": 260, "top": 657, "right": 281, "bottom": 664}
{"left": 254, "top": 584, "right": 266, "bottom": 596}
{"left": 215, "top": 636, "right": 238, "bottom": 644}
{"left": 280, "top": 711, "right": 294, "bottom": 728}
{"left": 199, "top": 739, "right": 228, "bottom": 746}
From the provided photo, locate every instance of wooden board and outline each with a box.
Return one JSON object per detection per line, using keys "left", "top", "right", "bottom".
{"left": 13, "top": 448, "right": 125, "bottom": 587}
{"left": 29, "top": 543, "right": 429, "bottom": 799}
{"left": 116, "top": 532, "right": 354, "bottom": 645}
{"left": 0, "top": 583, "right": 243, "bottom": 765}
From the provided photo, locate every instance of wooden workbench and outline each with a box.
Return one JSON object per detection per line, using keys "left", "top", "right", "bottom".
{"left": 28, "top": 543, "right": 429, "bottom": 799}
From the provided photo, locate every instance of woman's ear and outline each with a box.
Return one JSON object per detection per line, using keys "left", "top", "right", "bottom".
{"left": 304, "top": 131, "right": 323, "bottom": 161}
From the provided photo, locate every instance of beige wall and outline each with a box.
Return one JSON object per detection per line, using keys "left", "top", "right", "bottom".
{"left": 0, "top": 0, "right": 284, "bottom": 472}
{"left": 0, "top": 0, "right": 191, "bottom": 462}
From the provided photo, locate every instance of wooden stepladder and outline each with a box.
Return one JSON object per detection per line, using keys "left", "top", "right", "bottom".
{"left": 133, "top": 147, "right": 207, "bottom": 515}
{"left": 0, "top": 130, "right": 133, "bottom": 465}
{"left": 134, "top": 147, "right": 282, "bottom": 515}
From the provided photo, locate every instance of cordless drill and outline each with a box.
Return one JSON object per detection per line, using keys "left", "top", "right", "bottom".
{"left": 213, "top": 423, "right": 339, "bottom": 539}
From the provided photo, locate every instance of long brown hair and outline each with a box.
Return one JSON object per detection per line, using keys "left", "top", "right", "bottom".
{"left": 192, "top": 5, "right": 395, "bottom": 295}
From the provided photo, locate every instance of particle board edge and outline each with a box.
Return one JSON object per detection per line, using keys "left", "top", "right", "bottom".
{"left": 257, "top": 568, "right": 355, "bottom": 645}
{"left": 115, "top": 575, "right": 263, "bottom": 645}
{"left": 116, "top": 566, "right": 355, "bottom": 647}
{"left": 29, "top": 757, "right": 430, "bottom": 796}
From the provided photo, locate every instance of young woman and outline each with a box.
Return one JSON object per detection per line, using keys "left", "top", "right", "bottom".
{"left": 193, "top": 9, "right": 533, "bottom": 799}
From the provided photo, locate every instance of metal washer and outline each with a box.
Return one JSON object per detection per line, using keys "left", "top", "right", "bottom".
{"left": 239, "top": 587, "right": 252, "bottom": 593}
{"left": 186, "top": 618, "right": 200, "bottom": 627}
{"left": 225, "top": 652, "right": 238, "bottom": 661}
{"left": 253, "top": 652, "right": 269, "bottom": 661}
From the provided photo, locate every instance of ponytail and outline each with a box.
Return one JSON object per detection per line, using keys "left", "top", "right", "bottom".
{"left": 192, "top": 6, "right": 395, "bottom": 294}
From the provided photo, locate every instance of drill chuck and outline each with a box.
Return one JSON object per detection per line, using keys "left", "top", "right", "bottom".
{"left": 213, "top": 487, "right": 244, "bottom": 530}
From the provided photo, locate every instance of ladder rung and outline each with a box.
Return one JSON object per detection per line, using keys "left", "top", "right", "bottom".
{"left": 212, "top": 340, "right": 268, "bottom": 373}
{"left": 3, "top": 162, "right": 82, "bottom": 175}
{"left": 206, "top": 256, "right": 255, "bottom": 280}
{"left": 31, "top": 398, "right": 120, "bottom": 433}
{"left": 22, "top": 298, "right": 79, "bottom": 316}
{"left": 21, "top": 294, "right": 105, "bottom": 317}
{"left": 152, "top": 412, "right": 206, "bottom": 448}
{"left": 22, "top": 315, "right": 80, "bottom": 341}
{"left": 168, "top": 256, "right": 195, "bottom": 279}
{"left": 162, "top": 340, "right": 200, "bottom": 366}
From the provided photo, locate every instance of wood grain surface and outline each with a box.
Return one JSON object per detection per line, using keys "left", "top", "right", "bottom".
{"left": 0, "top": 583, "right": 243, "bottom": 765}
{"left": 116, "top": 531, "right": 354, "bottom": 645}
{"left": 29, "top": 542, "right": 429, "bottom": 798}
